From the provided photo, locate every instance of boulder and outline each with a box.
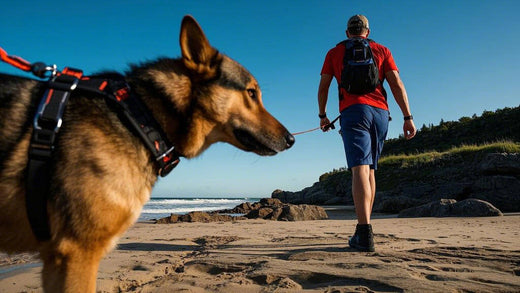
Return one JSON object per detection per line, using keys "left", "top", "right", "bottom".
{"left": 279, "top": 204, "right": 328, "bottom": 221}
{"left": 246, "top": 207, "right": 274, "bottom": 219}
{"left": 155, "top": 211, "right": 245, "bottom": 223}
{"left": 398, "top": 199, "right": 503, "bottom": 218}
{"left": 260, "top": 198, "right": 283, "bottom": 206}
{"left": 232, "top": 202, "right": 254, "bottom": 213}
{"left": 373, "top": 195, "right": 423, "bottom": 213}
{"left": 471, "top": 175, "right": 520, "bottom": 212}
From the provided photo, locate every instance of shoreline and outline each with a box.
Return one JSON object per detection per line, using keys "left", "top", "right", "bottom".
{"left": 1, "top": 211, "right": 519, "bottom": 292}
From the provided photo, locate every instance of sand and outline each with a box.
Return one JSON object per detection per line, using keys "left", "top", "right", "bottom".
{"left": 1, "top": 207, "right": 519, "bottom": 292}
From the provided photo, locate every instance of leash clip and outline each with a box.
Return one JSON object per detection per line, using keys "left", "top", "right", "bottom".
{"left": 31, "top": 62, "right": 58, "bottom": 79}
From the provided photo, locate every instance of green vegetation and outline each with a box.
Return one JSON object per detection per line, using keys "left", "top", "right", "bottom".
{"left": 318, "top": 105, "right": 520, "bottom": 193}
{"left": 379, "top": 140, "right": 520, "bottom": 169}
{"left": 384, "top": 105, "right": 520, "bottom": 155}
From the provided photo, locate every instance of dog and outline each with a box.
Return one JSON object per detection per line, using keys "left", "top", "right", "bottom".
{"left": 0, "top": 15, "right": 294, "bottom": 292}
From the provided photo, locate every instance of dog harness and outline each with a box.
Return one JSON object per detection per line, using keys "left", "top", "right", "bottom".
{"left": 1, "top": 47, "right": 180, "bottom": 241}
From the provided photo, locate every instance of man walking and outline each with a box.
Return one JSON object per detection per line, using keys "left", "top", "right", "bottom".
{"left": 318, "top": 15, "right": 416, "bottom": 252}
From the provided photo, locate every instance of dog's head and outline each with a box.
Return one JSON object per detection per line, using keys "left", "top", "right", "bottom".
{"left": 145, "top": 16, "right": 294, "bottom": 158}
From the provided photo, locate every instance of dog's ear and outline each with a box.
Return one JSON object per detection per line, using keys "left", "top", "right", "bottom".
{"left": 180, "top": 15, "right": 220, "bottom": 78}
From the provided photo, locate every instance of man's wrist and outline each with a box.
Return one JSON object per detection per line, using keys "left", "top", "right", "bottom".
{"left": 319, "top": 113, "right": 327, "bottom": 119}
{"left": 404, "top": 115, "right": 413, "bottom": 121}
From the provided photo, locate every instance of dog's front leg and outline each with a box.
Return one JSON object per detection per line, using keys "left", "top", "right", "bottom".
{"left": 41, "top": 244, "right": 103, "bottom": 293}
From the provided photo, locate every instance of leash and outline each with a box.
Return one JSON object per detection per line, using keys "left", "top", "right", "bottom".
{"left": 292, "top": 115, "right": 340, "bottom": 136}
{"left": 0, "top": 47, "right": 57, "bottom": 78}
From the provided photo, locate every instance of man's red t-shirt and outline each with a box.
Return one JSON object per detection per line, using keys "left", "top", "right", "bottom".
{"left": 321, "top": 39, "right": 398, "bottom": 112}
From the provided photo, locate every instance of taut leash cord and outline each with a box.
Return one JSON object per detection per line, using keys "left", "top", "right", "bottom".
{"left": 291, "top": 115, "right": 340, "bottom": 136}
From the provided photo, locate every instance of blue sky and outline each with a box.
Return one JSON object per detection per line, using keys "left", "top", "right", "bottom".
{"left": 1, "top": 1, "right": 518, "bottom": 198}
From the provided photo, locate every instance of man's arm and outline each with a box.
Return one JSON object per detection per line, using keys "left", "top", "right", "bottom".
{"left": 385, "top": 70, "right": 416, "bottom": 139}
{"left": 318, "top": 74, "right": 333, "bottom": 131}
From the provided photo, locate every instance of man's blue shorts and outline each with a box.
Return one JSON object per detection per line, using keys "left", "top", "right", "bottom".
{"left": 340, "top": 104, "right": 389, "bottom": 170}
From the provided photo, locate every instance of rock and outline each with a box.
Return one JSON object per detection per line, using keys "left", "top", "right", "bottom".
{"left": 270, "top": 207, "right": 283, "bottom": 220}
{"left": 260, "top": 198, "right": 282, "bottom": 206}
{"left": 323, "top": 196, "right": 349, "bottom": 205}
{"left": 155, "top": 214, "right": 180, "bottom": 224}
{"left": 398, "top": 199, "right": 502, "bottom": 218}
{"left": 374, "top": 195, "right": 423, "bottom": 213}
{"left": 273, "top": 152, "right": 520, "bottom": 214}
{"left": 272, "top": 182, "right": 338, "bottom": 205}
{"left": 232, "top": 202, "right": 254, "bottom": 213}
{"left": 479, "top": 153, "right": 520, "bottom": 176}
{"left": 451, "top": 199, "right": 503, "bottom": 217}
{"left": 246, "top": 207, "right": 274, "bottom": 219}
{"left": 156, "top": 198, "right": 327, "bottom": 223}
{"left": 398, "top": 199, "right": 456, "bottom": 218}
{"left": 155, "top": 211, "right": 246, "bottom": 223}
{"left": 471, "top": 175, "right": 520, "bottom": 212}
{"left": 279, "top": 204, "right": 328, "bottom": 221}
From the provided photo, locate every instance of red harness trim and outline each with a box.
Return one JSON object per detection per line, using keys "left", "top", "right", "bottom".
{"left": 61, "top": 67, "right": 83, "bottom": 79}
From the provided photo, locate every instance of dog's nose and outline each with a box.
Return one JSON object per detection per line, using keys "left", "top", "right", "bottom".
{"left": 285, "top": 133, "right": 295, "bottom": 149}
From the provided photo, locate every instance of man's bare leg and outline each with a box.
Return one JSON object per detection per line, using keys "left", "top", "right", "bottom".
{"left": 351, "top": 165, "right": 373, "bottom": 224}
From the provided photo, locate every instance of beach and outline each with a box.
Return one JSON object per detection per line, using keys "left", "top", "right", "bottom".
{"left": 1, "top": 207, "right": 519, "bottom": 292}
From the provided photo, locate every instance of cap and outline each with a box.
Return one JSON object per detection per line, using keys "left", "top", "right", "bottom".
{"left": 347, "top": 14, "right": 369, "bottom": 30}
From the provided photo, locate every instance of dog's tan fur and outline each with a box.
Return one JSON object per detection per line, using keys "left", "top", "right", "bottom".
{"left": 0, "top": 16, "right": 293, "bottom": 292}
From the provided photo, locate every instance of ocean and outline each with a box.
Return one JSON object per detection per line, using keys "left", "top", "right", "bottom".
{"left": 138, "top": 197, "right": 261, "bottom": 221}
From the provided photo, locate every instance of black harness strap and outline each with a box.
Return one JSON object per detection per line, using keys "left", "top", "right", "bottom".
{"left": 26, "top": 67, "right": 82, "bottom": 240}
{"left": 24, "top": 70, "right": 180, "bottom": 241}
{"left": 74, "top": 75, "right": 180, "bottom": 176}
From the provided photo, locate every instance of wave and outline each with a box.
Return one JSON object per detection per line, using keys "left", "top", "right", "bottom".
{"left": 138, "top": 197, "right": 260, "bottom": 221}
{"left": 141, "top": 206, "right": 228, "bottom": 214}
{"left": 147, "top": 198, "right": 253, "bottom": 205}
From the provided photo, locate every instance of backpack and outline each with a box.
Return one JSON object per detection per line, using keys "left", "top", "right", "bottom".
{"left": 340, "top": 38, "right": 380, "bottom": 95}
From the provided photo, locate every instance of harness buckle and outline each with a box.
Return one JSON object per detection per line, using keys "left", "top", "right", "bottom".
{"left": 157, "top": 147, "right": 180, "bottom": 177}
{"left": 48, "top": 74, "right": 80, "bottom": 91}
{"left": 158, "top": 157, "right": 180, "bottom": 177}
{"left": 28, "top": 133, "right": 55, "bottom": 159}
{"left": 31, "top": 72, "right": 80, "bottom": 159}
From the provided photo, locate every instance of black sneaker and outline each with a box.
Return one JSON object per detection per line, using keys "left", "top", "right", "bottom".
{"left": 349, "top": 224, "right": 375, "bottom": 252}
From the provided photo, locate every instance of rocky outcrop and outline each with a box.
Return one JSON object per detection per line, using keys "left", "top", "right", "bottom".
{"left": 398, "top": 199, "right": 503, "bottom": 218}
{"left": 273, "top": 152, "right": 520, "bottom": 214}
{"left": 155, "top": 198, "right": 328, "bottom": 223}
{"left": 272, "top": 172, "right": 352, "bottom": 206}
{"left": 155, "top": 212, "right": 246, "bottom": 224}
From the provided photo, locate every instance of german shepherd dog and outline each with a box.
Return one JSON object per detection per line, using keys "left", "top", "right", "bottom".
{"left": 0, "top": 15, "right": 294, "bottom": 292}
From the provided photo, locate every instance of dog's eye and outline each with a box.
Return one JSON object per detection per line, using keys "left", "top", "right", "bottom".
{"left": 247, "top": 89, "right": 257, "bottom": 100}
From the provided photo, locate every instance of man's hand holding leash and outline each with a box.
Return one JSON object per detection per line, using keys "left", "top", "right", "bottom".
{"left": 320, "top": 113, "right": 340, "bottom": 132}
{"left": 319, "top": 113, "right": 331, "bottom": 132}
